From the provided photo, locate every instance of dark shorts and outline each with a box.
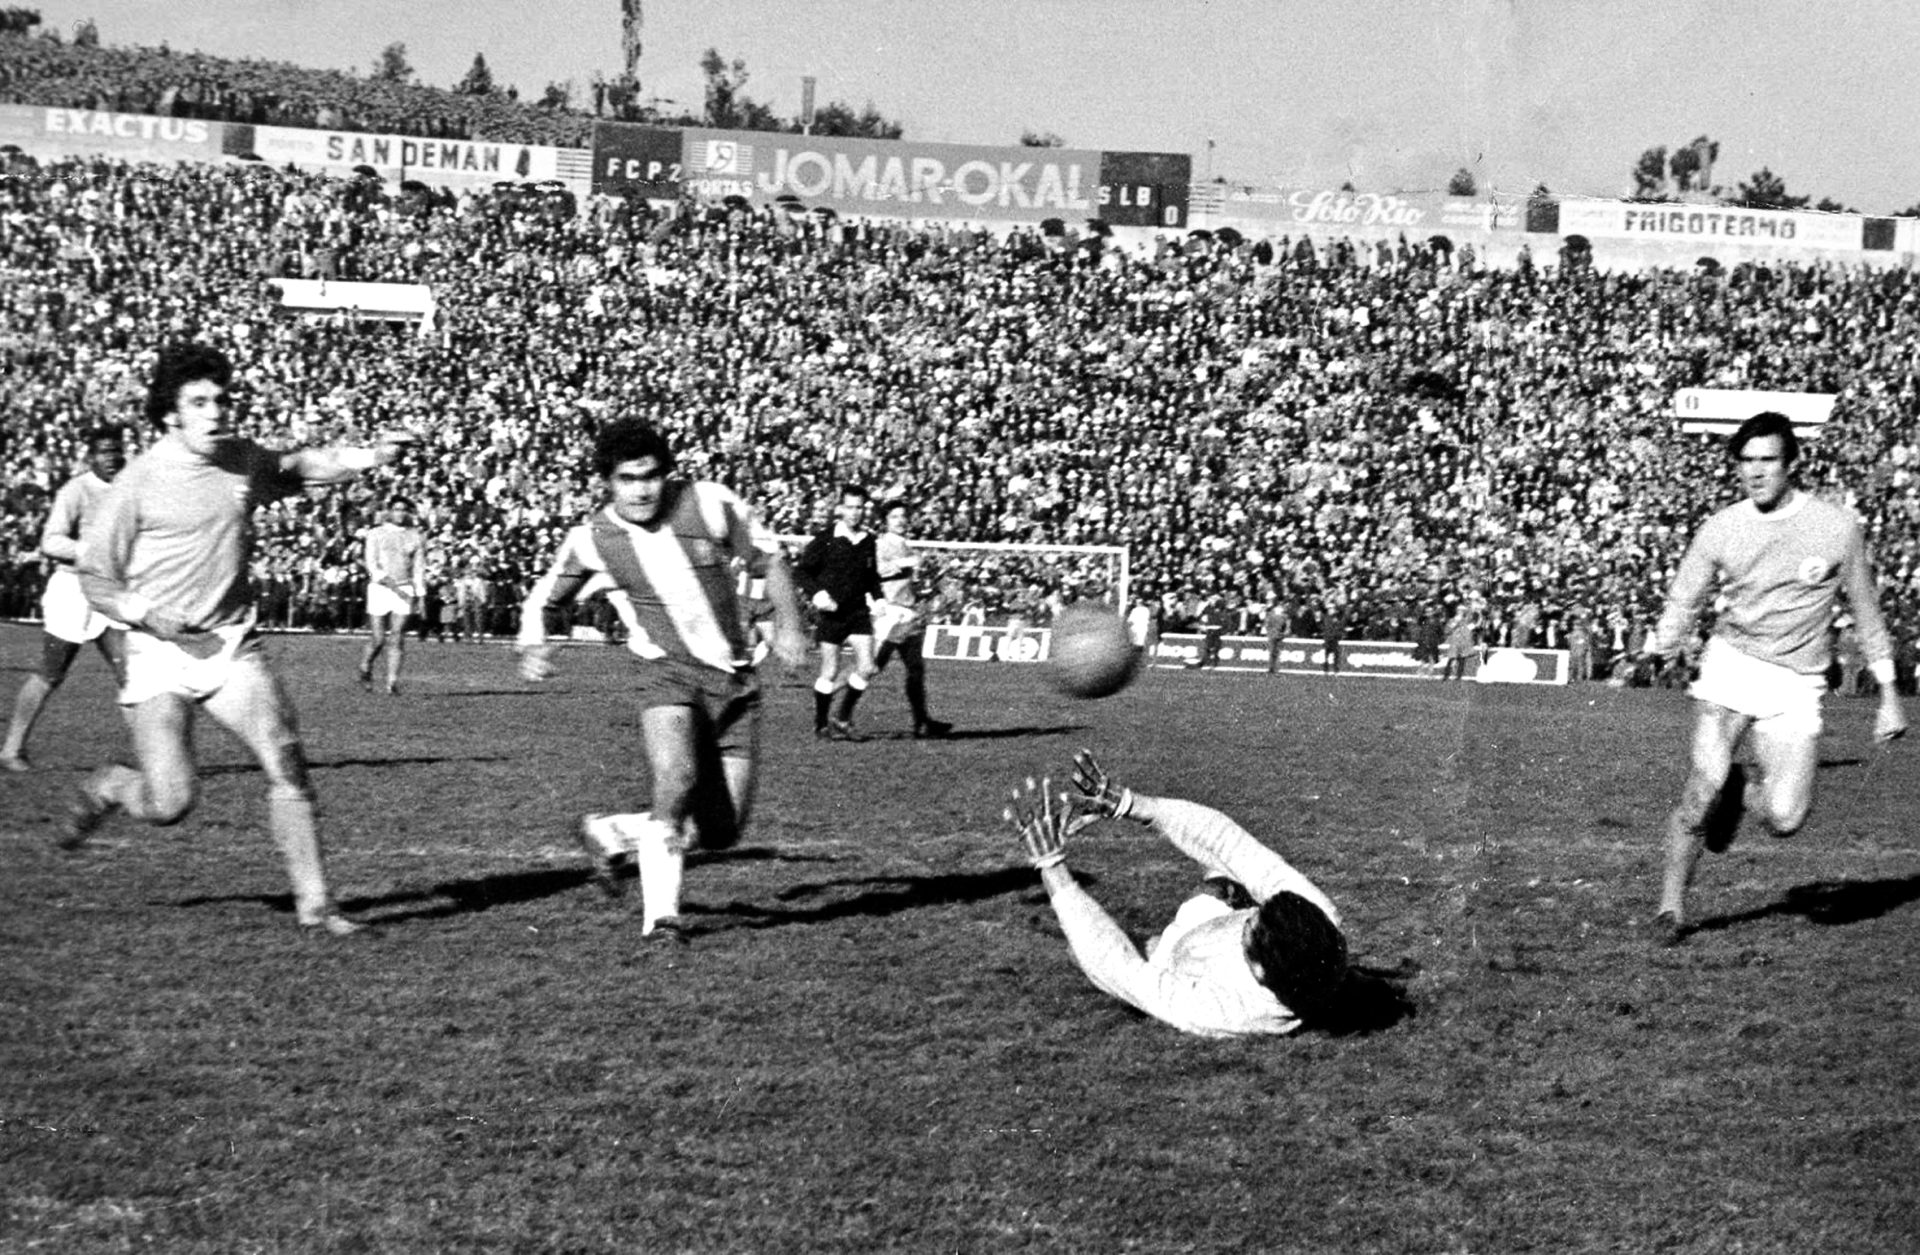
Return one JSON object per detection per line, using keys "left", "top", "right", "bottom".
{"left": 37, "top": 633, "right": 84, "bottom": 682}
{"left": 634, "top": 658, "right": 762, "bottom": 757}
{"left": 815, "top": 609, "right": 875, "bottom": 646}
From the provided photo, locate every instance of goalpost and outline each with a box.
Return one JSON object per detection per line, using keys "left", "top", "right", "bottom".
{"left": 771, "top": 536, "right": 1132, "bottom": 663}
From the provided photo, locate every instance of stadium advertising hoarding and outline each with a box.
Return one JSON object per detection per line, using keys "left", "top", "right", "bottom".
{"left": 1556, "top": 198, "right": 1868, "bottom": 253}
{"left": 1209, "top": 186, "right": 1522, "bottom": 236}
{"left": 222, "top": 123, "right": 580, "bottom": 193}
{"left": 926, "top": 625, "right": 1568, "bottom": 685}
{"left": 591, "top": 122, "right": 684, "bottom": 198}
{"left": 1672, "top": 387, "right": 1836, "bottom": 437}
{"left": 0, "top": 104, "right": 223, "bottom": 164}
{"left": 590, "top": 123, "right": 1190, "bottom": 226}
{"left": 1151, "top": 635, "right": 1568, "bottom": 685}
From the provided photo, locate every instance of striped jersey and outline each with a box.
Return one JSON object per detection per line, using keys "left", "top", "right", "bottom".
{"left": 1650, "top": 491, "right": 1892, "bottom": 675}
{"left": 519, "top": 480, "right": 776, "bottom": 673}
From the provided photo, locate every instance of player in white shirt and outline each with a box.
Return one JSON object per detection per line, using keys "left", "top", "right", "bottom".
{"left": 517, "top": 418, "right": 808, "bottom": 938}
{"left": 357, "top": 498, "right": 425, "bottom": 694}
{"left": 3, "top": 426, "right": 128, "bottom": 772}
{"left": 1004, "top": 750, "right": 1351, "bottom": 1038}
{"left": 1645, "top": 412, "right": 1907, "bottom": 947}
{"left": 66, "top": 343, "right": 416, "bottom": 936}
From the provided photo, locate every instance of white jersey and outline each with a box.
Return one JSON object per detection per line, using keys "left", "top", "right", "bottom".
{"left": 1045, "top": 799, "right": 1340, "bottom": 1038}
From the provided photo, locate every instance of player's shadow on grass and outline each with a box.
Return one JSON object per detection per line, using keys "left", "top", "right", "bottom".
{"left": 176, "top": 870, "right": 591, "bottom": 924}
{"left": 1691, "top": 873, "right": 1920, "bottom": 936}
{"left": 929, "top": 725, "right": 1087, "bottom": 742}
{"left": 178, "top": 846, "right": 844, "bottom": 924}
{"left": 196, "top": 754, "right": 513, "bottom": 777}
{"left": 693, "top": 866, "right": 1039, "bottom": 930}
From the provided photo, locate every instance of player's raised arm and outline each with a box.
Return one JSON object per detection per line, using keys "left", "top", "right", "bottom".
{"left": 278, "top": 428, "right": 419, "bottom": 485}
{"left": 1068, "top": 749, "right": 1339, "bottom": 924}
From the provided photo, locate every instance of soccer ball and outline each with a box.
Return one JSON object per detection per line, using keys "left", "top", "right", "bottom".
{"left": 1045, "top": 605, "right": 1139, "bottom": 699}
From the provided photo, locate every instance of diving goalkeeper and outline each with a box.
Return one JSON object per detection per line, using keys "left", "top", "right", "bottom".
{"left": 1004, "top": 750, "right": 1351, "bottom": 1038}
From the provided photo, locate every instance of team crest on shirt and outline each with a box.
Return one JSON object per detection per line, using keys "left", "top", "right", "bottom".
{"left": 1797, "top": 556, "right": 1832, "bottom": 585}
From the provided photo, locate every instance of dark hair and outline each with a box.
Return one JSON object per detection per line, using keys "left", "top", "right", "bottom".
{"left": 1246, "top": 891, "right": 1350, "bottom": 1025}
{"left": 838, "top": 483, "right": 870, "bottom": 503}
{"left": 1727, "top": 411, "right": 1800, "bottom": 467}
{"left": 592, "top": 417, "right": 675, "bottom": 479}
{"left": 882, "top": 498, "right": 912, "bottom": 516}
{"left": 145, "top": 343, "right": 233, "bottom": 429}
{"left": 84, "top": 423, "right": 125, "bottom": 448}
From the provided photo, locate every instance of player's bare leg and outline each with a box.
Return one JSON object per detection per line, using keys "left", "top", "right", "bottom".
{"left": 358, "top": 615, "right": 385, "bottom": 688}
{"left": 1655, "top": 705, "right": 1750, "bottom": 945}
{"left": 65, "top": 692, "right": 198, "bottom": 848}
{"left": 632, "top": 705, "right": 705, "bottom": 939}
{"left": 206, "top": 659, "right": 361, "bottom": 935}
{"left": 382, "top": 612, "right": 410, "bottom": 694}
{"left": 1745, "top": 724, "right": 1819, "bottom": 838}
{"left": 3, "top": 638, "right": 83, "bottom": 771}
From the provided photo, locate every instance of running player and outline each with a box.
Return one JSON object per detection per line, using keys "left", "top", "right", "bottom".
{"left": 66, "top": 343, "right": 417, "bottom": 936}
{"left": 1645, "top": 412, "right": 1907, "bottom": 947}
{"left": 2, "top": 426, "right": 129, "bottom": 772}
{"left": 516, "top": 418, "right": 808, "bottom": 939}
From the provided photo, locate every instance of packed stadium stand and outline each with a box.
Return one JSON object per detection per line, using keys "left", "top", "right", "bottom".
{"left": 3, "top": 33, "right": 1918, "bottom": 683}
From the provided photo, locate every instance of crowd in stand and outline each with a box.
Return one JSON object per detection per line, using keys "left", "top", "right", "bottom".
{"left": 0, "top": 28, "right": 596, "bottom": 145}
{"left": 5, "top": 83, "right": 1920, "bottom": 685}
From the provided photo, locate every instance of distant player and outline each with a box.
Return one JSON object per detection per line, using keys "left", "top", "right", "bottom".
{"left": 871, "top": 500, "right": 952, "bottom": 739}
{"left": 358, "top": 497, "right": 425, "bottom": 694}
{"left": 1645, "top": 412, "right": 1907, "bottom": 947}
{"left": 794, "top": 483, "right": 882, "bottom": 741}
{"left": 516, "top": 418, "right": 808, "bottom": 938}
{"left": 1003, "top": 749, "right": 1351, "bottom": 1038}
{"left": 66, "top": 342, "right": 416, "bottom": 936}
{"left": 2, "top": 425, "right": 129, "bottom": 772}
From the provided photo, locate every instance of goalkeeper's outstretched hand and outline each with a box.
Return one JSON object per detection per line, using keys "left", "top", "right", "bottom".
{"left": 1003, "top": 776, "right": 1094, "bottom": 871}
{"left": 1068, "top": 748, "right": 1134, "bottom": 820}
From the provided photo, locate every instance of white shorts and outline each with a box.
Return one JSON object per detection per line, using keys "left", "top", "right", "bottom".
{"left": 120, "top": 618, "right": 260, "bottom": 705}
{"left": 367, "top": 582, "right": 414, "bottom": 618}
{"left": 871, "top": 600, "right": 921, "bottom": 645}
{"left": 1689, "top": 637, "right": 1825, "bottom": 738}
{"left": 41, "top": 568, "right": 117, "bottom": 644}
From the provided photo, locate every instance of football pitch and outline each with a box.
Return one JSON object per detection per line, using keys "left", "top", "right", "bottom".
{"left": 2, "top": 625, "right": 1916, "bottom": 1253}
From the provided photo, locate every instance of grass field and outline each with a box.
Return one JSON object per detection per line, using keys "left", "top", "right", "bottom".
{"left": 2, "top": 624, "right": 1916, "bottom": 1254}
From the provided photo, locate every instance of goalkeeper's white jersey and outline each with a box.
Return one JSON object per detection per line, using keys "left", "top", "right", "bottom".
{"left": 1046, "top": 799, "right": 1340, "bottom": 1039}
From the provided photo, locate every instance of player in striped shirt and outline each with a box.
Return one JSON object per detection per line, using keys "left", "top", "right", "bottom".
{"left": 3, "top": 425, "right": 128, "bottom": 772}
{"left": 516, "top": 418, "right": 808, "bottom": 939}
{"left": 1004, "top": 750, "right": 1352, "bottom": 1038}
{"left": 1645, "top": 412, "right": 1907, "bottom": 947}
